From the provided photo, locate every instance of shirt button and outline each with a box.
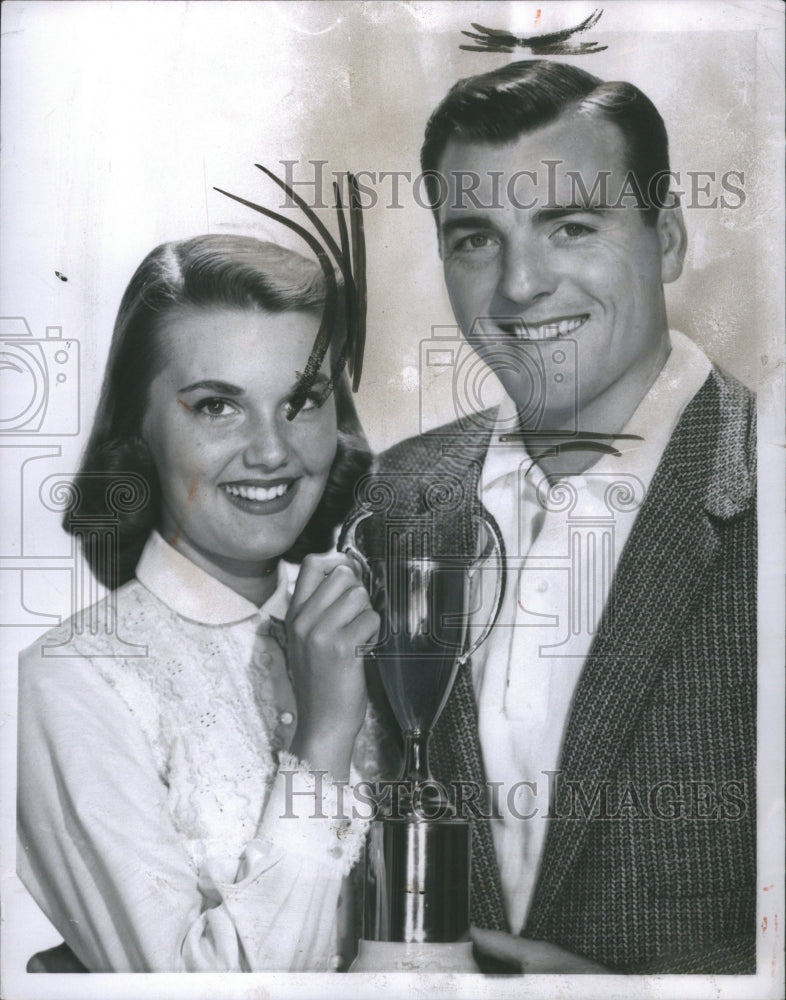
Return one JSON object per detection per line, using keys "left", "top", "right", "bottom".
{"left": 279, "top": 710, "right": 295, "bottom": 726}
{"left": 535, "top": 579, "right": 548, "bottom": 593}
{"left": 255, "top": 650, "right": 272, "bottom": 666}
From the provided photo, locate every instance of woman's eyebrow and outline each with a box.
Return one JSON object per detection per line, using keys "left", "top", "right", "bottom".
{"left": 177, "top": 379, "right": 244, "bottom": 395}
{"left": 290, "top": 371, "right": 331, "bottom": 393}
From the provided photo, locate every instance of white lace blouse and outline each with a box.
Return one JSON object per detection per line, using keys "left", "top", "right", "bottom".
{"left": 17, "top": 532, "right": 369, "bottom": 972}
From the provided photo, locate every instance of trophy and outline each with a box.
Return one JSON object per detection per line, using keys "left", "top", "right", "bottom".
{"left": 340, "top": 505, "right": 505, "bottom": 971}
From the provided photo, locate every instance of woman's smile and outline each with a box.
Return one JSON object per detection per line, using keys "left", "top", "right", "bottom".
{"left": 220, "top": 478, "right": 298, "bottom": 513}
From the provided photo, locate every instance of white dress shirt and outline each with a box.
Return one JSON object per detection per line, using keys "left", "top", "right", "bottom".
{"left": 18, "top": 531, "right": 367, "bottom": 971}
{"left": 472, "top": 331, "right": 712, "bottom": 933}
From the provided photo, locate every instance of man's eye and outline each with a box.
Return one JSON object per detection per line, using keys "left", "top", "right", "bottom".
{"left": 459, "top": 233, "right": 494, "bottom": 250}
{"left": 558, "top": 222, "right": 593, "bottom": 239}
{"left": 193, "top": 398, "right": 238, "bottom": 418}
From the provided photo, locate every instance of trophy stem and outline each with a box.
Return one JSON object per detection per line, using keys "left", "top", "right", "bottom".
{"left": 397, "top": 729, "right": 454, "bottom": 818}
{"left": 401, "top": 729, "right": 432, "bottom": 785}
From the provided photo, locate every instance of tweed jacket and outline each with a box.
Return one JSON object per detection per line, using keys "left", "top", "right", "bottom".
{"left": 357, "top": 368, "right": 756, "bottom": 974}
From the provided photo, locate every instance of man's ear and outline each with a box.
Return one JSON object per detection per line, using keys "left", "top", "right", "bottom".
{"left": 657, "top": 196, "right": 687, "bottom": 284}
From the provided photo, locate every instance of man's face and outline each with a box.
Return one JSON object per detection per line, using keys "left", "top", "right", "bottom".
{"left": 436, "top": 111, "right": 685, "bottom": 432}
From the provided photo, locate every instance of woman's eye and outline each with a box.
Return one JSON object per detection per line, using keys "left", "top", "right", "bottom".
{"left": 192, "top": 397, "right": 238, "bottom": 418}
{"left": 287, "top": 388, "right": 331, "bottom": 416}
{"left": 285, "top": 377, "right": 334, "bottom": 418}
{"left": 293, "top": 396, "right": 317, "bottom": 413}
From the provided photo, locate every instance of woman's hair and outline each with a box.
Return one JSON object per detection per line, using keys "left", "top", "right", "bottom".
{"left": 66, "top": 234, "right": 371, "bottom": 588}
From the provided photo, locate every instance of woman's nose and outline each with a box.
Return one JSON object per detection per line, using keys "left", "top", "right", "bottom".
{"left": 242, "top": 415, "right": 289, "bottom": 470}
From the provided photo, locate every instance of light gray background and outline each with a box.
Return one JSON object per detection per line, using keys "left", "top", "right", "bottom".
{"left": 1, "top": 3, "right": 783, "bottom": 998}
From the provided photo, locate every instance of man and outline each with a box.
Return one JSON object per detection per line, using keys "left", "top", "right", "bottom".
{"left": 360, "top": 61, "right": 755, "bottom": 974}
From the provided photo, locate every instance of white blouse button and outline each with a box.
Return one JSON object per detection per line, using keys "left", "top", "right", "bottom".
{"left": 279, "top": 710, "right": 295, "bottom": 726}
{"left": 535, "top": 579, "right": 548, "bottom": 593}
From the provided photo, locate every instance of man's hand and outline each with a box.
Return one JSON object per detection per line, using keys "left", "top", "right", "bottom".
{"left": 471, "top": 927, "right": 610, "bottom": 974}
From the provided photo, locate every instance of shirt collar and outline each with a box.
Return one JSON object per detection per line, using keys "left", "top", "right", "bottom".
{"left": 481, "top": 330, "right": 712, "bottom": 495}
{"left": 585, "top": 329, "right": 712, "bottom": 493}
{"left": 135, "top": 531, "right": 292, "bottom": 626}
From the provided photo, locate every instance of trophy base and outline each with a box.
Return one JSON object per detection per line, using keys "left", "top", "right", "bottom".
{"left": 350, "top": 939, "right": 478, "bottom": 973}
{"left": 362, "top": 816, "right": 471, "bottom": 943}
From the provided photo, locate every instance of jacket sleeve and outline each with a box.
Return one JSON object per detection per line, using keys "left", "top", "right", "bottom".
{"left": 636, "top": 937, "right": 755, "bottom": 975}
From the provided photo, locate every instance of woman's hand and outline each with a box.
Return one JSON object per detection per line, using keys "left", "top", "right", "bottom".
{"left": 286, "top": 552, "right": 379, "bottom": 780}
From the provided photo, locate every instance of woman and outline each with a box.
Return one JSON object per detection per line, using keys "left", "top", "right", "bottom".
{"left": 18, "top": 235, "right": 380, "bottom": 972}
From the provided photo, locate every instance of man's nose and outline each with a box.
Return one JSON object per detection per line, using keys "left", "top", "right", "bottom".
{"left": 494, "top": 236, "right": 555, "bottom": 310}
{"left": 242, "top": 413, "right": 289, "bottom": 469}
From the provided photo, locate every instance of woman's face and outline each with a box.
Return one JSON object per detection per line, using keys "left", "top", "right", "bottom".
{"left": 142, "top": 306, "right": 338, "bottom": 584}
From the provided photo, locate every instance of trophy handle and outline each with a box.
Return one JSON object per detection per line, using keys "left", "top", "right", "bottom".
{"left": 456, "top": 514, "right": 506, "bottom": 667}
{"left": 338, "top": 508, "right": 374, "bottom": 591}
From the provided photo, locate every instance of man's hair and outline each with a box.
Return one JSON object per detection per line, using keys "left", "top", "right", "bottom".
{"left": 66, "top": 235, "right": 371, "bottom": 588}
{"left": 421, "top": 60, "right": 671, "bottom": 223}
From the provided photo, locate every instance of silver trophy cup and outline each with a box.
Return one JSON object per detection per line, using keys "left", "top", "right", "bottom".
{"left": 340, "top": 510, "right": 504, "bottom": 968}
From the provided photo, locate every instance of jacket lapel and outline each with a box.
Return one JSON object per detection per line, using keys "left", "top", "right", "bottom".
{"left": 526, "top": 371, "right": 755, "bottom": 932}
{"left": 427, "top": 412, "right": 510, "bottom": 930}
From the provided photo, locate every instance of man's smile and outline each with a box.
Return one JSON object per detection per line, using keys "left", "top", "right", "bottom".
{"left": 497, "top": 315, "right": 589, "bottom": 340}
